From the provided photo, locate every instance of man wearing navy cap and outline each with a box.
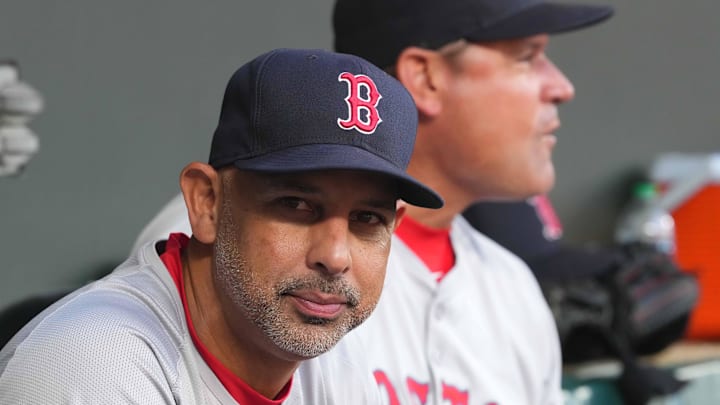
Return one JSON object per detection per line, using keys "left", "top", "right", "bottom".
{"left": 332, "top": 0, "right": 613, "bottom": 404}
{"left": 0, "top": 48, "right": 441, "bottom": 404}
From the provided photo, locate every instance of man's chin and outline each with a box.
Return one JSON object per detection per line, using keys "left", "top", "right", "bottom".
{"left": 270, "top": 319, "right": 350, "bottom": 359}
{"left": 530, "top": 165, "right": 555, "bottom": 195}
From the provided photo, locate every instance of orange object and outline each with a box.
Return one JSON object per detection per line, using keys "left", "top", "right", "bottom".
{"left": 672, "top": 185, "right": 720, "bottom": 338}
{"left": 651, "top": 154, "right": 720, "bottom": 339}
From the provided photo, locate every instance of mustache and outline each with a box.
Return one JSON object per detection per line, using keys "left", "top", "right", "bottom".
{"left": 277, "top": 278, "right": 361, "bottom": 307}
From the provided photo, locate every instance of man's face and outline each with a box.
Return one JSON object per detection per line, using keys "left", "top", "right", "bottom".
{"left": 213, "top": 169, "right": 400, "bottom": 360}
{"left": 433, "top": 34, "right": 575, "bottom": 200}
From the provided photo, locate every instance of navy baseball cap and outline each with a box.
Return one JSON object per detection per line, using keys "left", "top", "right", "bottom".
{"left": 209, "top": 48, "right": 443, "bottom": 209}
{"left": 334, "top": 0, "right": 614, "bottom": 68}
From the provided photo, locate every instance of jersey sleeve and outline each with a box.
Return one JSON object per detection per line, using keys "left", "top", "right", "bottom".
{"left": 0, "top": 291, "right": 180, "bottom": 404}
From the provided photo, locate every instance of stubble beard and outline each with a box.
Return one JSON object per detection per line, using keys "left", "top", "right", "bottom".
{"left": 213, "top": 185, "right": 374, "bottom": 359}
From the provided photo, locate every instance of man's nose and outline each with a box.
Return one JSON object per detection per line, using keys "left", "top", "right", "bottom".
{"left": 541, "top": 57, "right": 576, "bottom": 105}
{"left": 306, "top": 217, "right": 352, "bottom": 276}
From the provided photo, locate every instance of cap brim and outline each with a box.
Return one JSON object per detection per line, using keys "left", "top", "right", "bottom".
{"left": 465, "top": 3, "right": 614, "bottom": 42}
{"left": 231, "top": 144, "right": 444, "bottom": 209}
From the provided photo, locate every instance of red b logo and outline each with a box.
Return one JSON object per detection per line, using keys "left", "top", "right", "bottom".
{"left": 337, "top": 72, "right": 383, "bottom": 134}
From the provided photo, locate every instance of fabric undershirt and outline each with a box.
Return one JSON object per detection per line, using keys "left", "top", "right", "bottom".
{"left": 159, "top": 233, "right": 291, "bottom": 405}
{"left": 394, "top": 216, "right": 455, "bottom": 281}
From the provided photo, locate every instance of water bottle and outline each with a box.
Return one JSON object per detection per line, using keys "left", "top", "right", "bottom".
{"left": 615, "top": 181, "right": 676, "bottom": 255}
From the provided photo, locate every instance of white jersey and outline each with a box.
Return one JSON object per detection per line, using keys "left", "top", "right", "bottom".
{"left": 0, "top": 241, "right": 381, "bottom": 404}
{"left": 350, "top": 216, "right": 563, "bottom": 405}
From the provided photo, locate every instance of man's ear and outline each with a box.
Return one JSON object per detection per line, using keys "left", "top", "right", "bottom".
{"left": 180, "top": 162, "right": 221, "bottom": 244}
{"left": 395, "top": 47, "right": 446, "bottom": 117}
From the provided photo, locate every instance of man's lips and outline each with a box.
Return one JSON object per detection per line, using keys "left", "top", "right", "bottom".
{"left": 542, "top": 123, "right": 559, "bottom": 146}
{"left": 544, "top": 119, "right": 560, "bottom": 135}
{"left": 287, "top": 291, "right": 349, "bottom": 319}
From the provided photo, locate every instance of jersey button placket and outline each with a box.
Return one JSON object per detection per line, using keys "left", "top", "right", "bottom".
{"left": 428, "top": 301, "right": 445, "bottom": 365}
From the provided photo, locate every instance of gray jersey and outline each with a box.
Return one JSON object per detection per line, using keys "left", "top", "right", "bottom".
{"left": 0, "top": 241, "right": 381, "bottom": 404}
{"left": 349, "top": 216, "right": 564, "bottom": 405}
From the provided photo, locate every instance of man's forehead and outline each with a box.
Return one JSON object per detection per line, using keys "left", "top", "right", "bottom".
{"left": 483, "top": 33, "right": 550, "bottom": 51}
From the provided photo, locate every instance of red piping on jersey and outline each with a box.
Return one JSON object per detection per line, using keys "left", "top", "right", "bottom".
{"left": 160, "top": 233, "right": 291, "bottom": 404}
{"left": 395, "top": 216, "right": 455, "bottom": 281}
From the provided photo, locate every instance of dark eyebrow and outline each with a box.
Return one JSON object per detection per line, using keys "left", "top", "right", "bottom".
{"left": 522, "top": 37, "right": 545, "bottom": 53}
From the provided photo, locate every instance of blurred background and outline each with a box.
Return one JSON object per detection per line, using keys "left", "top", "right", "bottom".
{"left": 1, "top": 0, "right": 718, "bottom": 309}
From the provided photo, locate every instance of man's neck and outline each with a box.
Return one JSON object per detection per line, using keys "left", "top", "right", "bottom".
{"left": 403, "top": 149, "right": 475, "bottom": 229}
{"left": 183, "top": 239, "right": 298, "bottom": 399}
{"left": 403, "top": 200, "right": 462, "bottom": 229}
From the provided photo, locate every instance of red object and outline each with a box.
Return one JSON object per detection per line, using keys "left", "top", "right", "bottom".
{"left": 671, "top": 185, "right": 720, "bottom": 339}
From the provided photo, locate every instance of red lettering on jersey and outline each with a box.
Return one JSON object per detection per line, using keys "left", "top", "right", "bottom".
{"left": 337, "top": 72, "right": 383, "bottom": 134}
{"left": 406, "top": 377, "right": 429, "bottom": 404}
{"left": 442, "top": 383, "right": 469, "bottom": 405}
{"left": 374, "top": 371, "right": 485, "bottom": 405}
{"left": 374, "top": 370, "right": 401, "bottom": 405}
